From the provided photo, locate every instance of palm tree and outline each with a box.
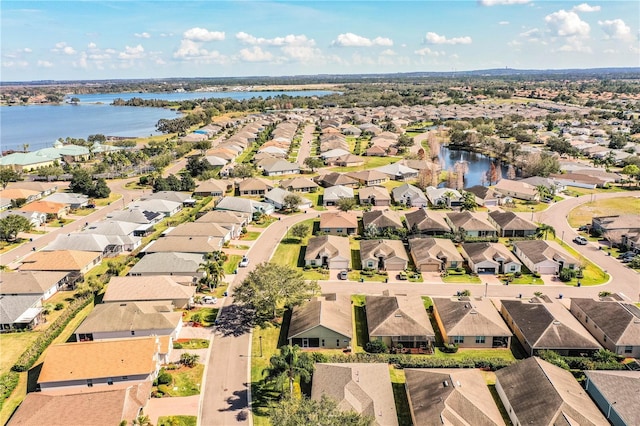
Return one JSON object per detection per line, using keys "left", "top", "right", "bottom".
{"left": 534, "top": 185, "right": 550, "bottom": 202}
{"left": 443, "top": 190, "right": 456, "bottom": 208}
{"left": 536, "top": 224, "right": 556, "bottom": 240}
{"left": 131, "top": 413, "right": 153, "bottom": 426}
{"left": 263, "top": 345, "right": 314, "bottom": 395}
{"left": 460, "top": 191, "right": 477, "bottom": 212}
{"left": 198, "top": 257, "right": 225, "bottom": 291}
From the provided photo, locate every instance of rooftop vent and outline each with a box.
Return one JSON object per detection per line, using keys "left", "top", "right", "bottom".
{"left": 443, "top": 381, "right": 449, "bottom": 387}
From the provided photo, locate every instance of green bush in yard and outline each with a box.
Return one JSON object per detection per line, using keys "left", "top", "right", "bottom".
{"left": 558, "top": 268, "right": 575, "bottom": 282}
{"left": 365, "top": 340, "right": 388, "bottom": 354}
{"left": 155, "top": 369, "right": 172, "bottom": 386}
{"left": 321, "top": 352, "right": 514, "bottom": 371}
{"left": 0, "top": 372, "right": 19, "bottom": 409}
{"left": 441, "top": 343, "right": 459, "bottom": 353}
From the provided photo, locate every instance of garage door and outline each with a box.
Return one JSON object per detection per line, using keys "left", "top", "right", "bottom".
{"left": 537, "top": 266, "right": 557, "bottom": 275}
{"left": 329, "top": 259, "right": 349, "bottom": 270}
{"left": 419, "top": 263, "right": 440, "bottom": 272}
{"left": 477, "top": 268, "right": 496, "bottom": 274}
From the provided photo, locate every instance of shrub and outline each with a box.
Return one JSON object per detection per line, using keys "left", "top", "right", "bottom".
{"left": 441, "top": 343, "right": 459, "bottom": 353}
{"left": 514, "top": 271, "right": 522, "bottom": 278}
{"left": 0, "top": 372, "right": 19, "bottom": 404}
{"left": 173, "top": 342, "right": 184, "bottom": 349}
{"left": 365, "top": 340, "right": 388, "bottom": 354}
{"left": 54, "top": 302, "right": 64, "bottom": 311}
{"left": 532, "top": 272, "right": 541, "bottom": 278}
{"left": 558, "top": 268, "right": 575, "bottom": 282}
{"left": 180, "top": 352, "right": 200, "bottom": 367}
{"left": 156, "top": 369, "right": 172, "bottom": 386}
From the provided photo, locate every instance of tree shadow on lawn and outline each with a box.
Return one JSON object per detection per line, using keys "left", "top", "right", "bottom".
{"left": 216, "top": 304, "right": 254, "bottom": 337}
{"left": 277, "top": 309, "right": 292, "bottom": 348}
{"left": 391, "top": 381, "right": 413, "bottom": 426}
{"left": 250, "top": 381, "right": 281, "bottom": 419}
{"left": 353, "top": 306, "right": 369, "bottom": 349}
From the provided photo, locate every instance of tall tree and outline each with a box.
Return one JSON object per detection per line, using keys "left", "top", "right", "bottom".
{"left": 536, "top": 224, "right": 556, "bottom": 240}
{"left": 263, "top": 345, "right": 314, "bottom": 395}
{"left": 460, "top": 191, "right": 478, "bottom": 212}
{"left": 506, "top": 164, "right": 516, "bottom": 180}
{"left": 198, "top": 258, "right": 225, "bottom": 291}
{"left": 290, "top": 223, "right": 309, "bottom": 241}
{"left": 283, "top": 193, "right": 302, "bottom": 212}
{"left": 303, "top": 157, "right": 324, "bottom": 172}
{"left": 336, "top": 197, "right": 356, "bottom": 212}
{"left": 534, "top": 185, "right": 551, "bottom": 201}
{"left": 270, "top": 395, "right": 372, "bottom": 426}
{"left": 0, "top": 169, "right": 20, "bottom": 189}
{"left": 0, "top": 214, "right": 33, "bottom": 241}
{"left": 234, "top": 262, "right": 319, "bottom": 319}
{"left": 69, "top": 168, "right": 94, "bottom": 195}
{"left": 487, "top": 162, "right": 499, "bottom": 186}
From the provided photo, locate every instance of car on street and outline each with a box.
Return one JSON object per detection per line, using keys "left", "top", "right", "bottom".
{"left": 573, "top": 236, "right": 588, "bottom": 245}
{"left": 578, "top": 224, "right": 590, "bottom": 232}
{"left": 338, "top": 270, "right": 348, "bottom": 280}
{"left": 239, "top": 256, "right": 249, "bottom": 267}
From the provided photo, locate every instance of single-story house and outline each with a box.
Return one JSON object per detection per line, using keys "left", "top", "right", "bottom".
{"left": 0, "top": 294, "right": 44, "bottom": 330}
{"left": 106, "top": 208, "right": 163, "bottom": 226}
{"left": 404, "top": 209, "right": 451, "bottom": 236}
{"left": 465, "top": 185, "right": 503, "bottom": 207}
{"left": 259, "top": 158, "right": 300, "bottom": 176}
{"left": 362, "top": 209, "right": 404, "bottom": 233}
{"left": 494, "top": 179, "right": 539, "bottom": 202}
{"left": 425, "top": 187, "right": 463, "bottom": 208}
{"left": 374, "top": 163, "right": 418, "bottom": 181}
{"left": 391, "top": 183, "right": 428, "bottom": 208}
{"left": 19, "top": 200, "right": 68, "bottom": 219}
{"left": 408, "top": 238, "right": 462, "bottom": 272}
{"left": 570, "top": 298, "right": 640, "bottom": 358}
{"left": 304, "top": 235, "right": 351, "bottom": 270}
{"left": 144, "top": 191, "right": 195, "bottom": 206}
{"left": 487, "top": 211, "right": 538, "bottom": 238}
{"left": 359, "top": 239, "right": 409, "bottom": 271}
{"left": 512, "top": 240, "right": 579, "bottom": 275}
{"left": 103, "top": 276, "right": 196, "bottom": 309}
{"left": 0, "top": 271, "right": 68, "bottom": 302}
{"left": 358, "top": 186, "right": 391, "bottom": 206}
{"left": 0, "top": 210, "right": 47, "bottom": 227}
{"left": 215, "top": 196, "right": 275, "bottom": 217}
{"left": 319, "top": 148, "right": 350, "bottom": 161}
{"left": 322, "top": 185, "right": 354, "bottom": 207}
{"left": 405, "top": 368, "right": 506, "bottom": 426}
{"left": 127, "top": 252, "right": 205, "bottom": 280}
{"left": 329, "top": 154, "right": 365, "bottom": 167}
{"left": 499, "top": 297, "right": 601, "bottom": 356}
{"left": 432, "top": 297, "right": 512, "bottom": 348}
{"left": 264, "top": 187, "right": 313, "bottom": 211}
{"left": 366, "top": 293, "right": 435, "bottom": 349}
{"left": 45, "top": 233, "right": 119, "bottom": 257}
{"left": 193, "top": 179, "right": 230, "bottom": 197}
{"left": 319, "top": 211, "right": 358, "bottom": 236}
{"left": 316, "top": 172, "right": 358, "bottom": 188}
{"left": 81, "top": 220, "right": 142, "bottom": 252}
{"left": 287, "top": 294, "right": 352, "bottom": 349}
{"left": 237, "top": 177, "right": 274, "bottom": 196}
{"left": 128, "top": 199, "right": 182, "bottom": 217}
{"left": 311, "top": 363, "right": 398, "bottom": 426}
{"left": 37, "top": 337, "right": 162, "bottom": 392}
{"left": 0, "top": 188, "right": 41, "bottom": 207}
{"left": 445, "top": 212, "right": 497, "bottom": 238}
{"left": 584, "top": 370, "right": 640, "bottom": 426}
{"left": 18, "top": 250, "right": 102, "bottom": 275}
{"left": 495, "top": 357, "right": 608, "bottom": 426}
{"left": 346, "top": 170, "right": 389, "bottom": 187}
{"left": 43, "top": 192, "right": 90, "bottom": 209}
{"left": 165, "top": 221, "right": 232, "bottom": 243}
{"left": 6, "top": 181, "right": 58, "bottom": 198}
{"left": 461, "top": 242, "right": 522, "bottom": 274}
{"left": 144, "top": 235, "right": 223, "bottom": 255}
{"left": 75, "top": 301, "right": 182, "bottom": 342}
{"left": 279, "top": 177, "right": 319, "bottom": 193}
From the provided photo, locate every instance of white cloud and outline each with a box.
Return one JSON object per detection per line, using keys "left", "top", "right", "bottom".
{"left": 478, "top": 0, "right": 530, "bottom": 6}
{"left": 63, "top": 46, "right": 76, "bottom": 55}
{"left": 23, "top": 48, "right": 32, "bottom": 53}
{"left": 414, "top": 47, "right": 445, "bottom": 56}
{"left": 54, "top": 42, "right": 66, "bottom": 49}
{"left": 183, "top": 27, "right": 225, "bottom": 42}
{"left": 238, "top": 46, "right": 274, "bottom": 62}
{"left": 118, "top": 44, "right": 145, "bottom": 59}
{"left": 88, "top": 42, "right": 97, "bottom": 49}
{"left": 572, "top": 3, "right": 601, "bottom": 13}
{"left": 2, "top": 60, "right": 29, "bottom": 68}
{"left": 380, "top": 49, "right": 396, "bottom": 56}
{"left": 281, "top": 45, "right": 321, "bottom": 62}
{"left": 52, "top": 42, "right": 76, "bottom": 55}
{"left": 599, "top": 19, "right": 632, "bottom": 40}
{"left": 37, "top": 60, "right": 53, "bottom": 68}
{"left": 235, "top": 32, "right": 315, "bottom": 47}
{"left": 331, "top": 33, "right": 393, "bottom": 47}
{"left": 556, "top": 39, "right": 592, "bottom": 53}
{"left": 425, "top": 32, "right": 472, "bottom": 45}
{"left": 173, "top": 39, "right": 227, "bottom": 63}
{"left": 499, "top": 21, "right": 510, "bottom": 25}
{"left": 545, "top": 10, "right": 590, "bottom": 37}
{"left": 134, "top": 32, "right": 151, "bottom": 38}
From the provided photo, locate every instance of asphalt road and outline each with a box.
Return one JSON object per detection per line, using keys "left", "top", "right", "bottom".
{"left": 296, "top": 123, "right": 315, "bottom": 167}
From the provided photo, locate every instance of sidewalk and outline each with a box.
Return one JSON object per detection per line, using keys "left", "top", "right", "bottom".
{"left": 145, "top": 395, "right": 200, "bottom": 425}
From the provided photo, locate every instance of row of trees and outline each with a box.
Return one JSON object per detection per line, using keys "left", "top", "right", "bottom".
{"left": 69, "top": 169, "right": 111, "bottom": 198}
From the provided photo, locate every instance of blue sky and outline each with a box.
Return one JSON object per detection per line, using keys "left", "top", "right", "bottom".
{"left": 2, "top": 1, "right": 638, "bottom": 81}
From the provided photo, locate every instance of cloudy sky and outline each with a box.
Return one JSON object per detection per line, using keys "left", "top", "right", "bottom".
{"left": 2, "top": 1, "right": 638, "bottom": 81}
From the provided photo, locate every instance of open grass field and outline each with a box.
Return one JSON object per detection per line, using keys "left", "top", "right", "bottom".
{"left": 567, "top": 197, "right": 640, "bottom": 228}
{"left": 0, "top": 333, "right": 40, "bottom": 376}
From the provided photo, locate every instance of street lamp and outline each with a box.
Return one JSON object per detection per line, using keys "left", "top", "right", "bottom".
{"left": 561, "top": 231, "right": 565, "bottom": 243}
{"left": 484, "top": 282, "right": 488, "bottom": 297}
{"left": 259, "top": 335, "right": 263, "bottom": 357}
{"left": 530, "top": 206, "right": 534, "bottom": 221}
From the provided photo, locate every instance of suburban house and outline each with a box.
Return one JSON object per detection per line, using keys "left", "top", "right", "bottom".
{"left": 329, "top": 154, "right": 365, "bottom": 167}
{"left": 570, "top": 297, "right": 640, "bottom": 358}
{"left": 37, "top": 337, "right": 162, "bottom": 392}
{"left": 264, "top": 187, "right": 313, "bottom": 211}
{"left": 495, "top": 357, "right": 608, "bottom": 426}
{"left": 374, "top": 162, "right": 418, "bottom": 181}
{"left": 319, "top": 148, "right": 350, "bottom": 162}
{"left": 311, "top": 363, "right": 398, "bottom": 426}
{"left": 0, "top": 271, "right": 68, "bottom": 302}
{"left": 346, "top": 170, "right": 389, "bottom": 186}
{"left": 549, "top": 173, "right": 601, "bottom": 189}
{"left": 512, "top": 240, "right": 579, "bottom": 275}
{"left": 487, "top": 211, "right": 538, "bottom": 238}
{"left": 304, "top": 235, "right": 351, "bottom": 270}
{"left": 391, "top": 183, "right": 429, "bottom": 208}
{"left": 193, "top": 179, "right": 230, "bottom": 197}
{"left": 287, "top": 294, "right": 352, "bottom": 349}
{"left": 465, "top": 185, "right": 503, "bottom": 207}
{"left": 591, "top": 215, "right": 640, "bottom": 246}
{"left": 144, "top": 191, "right": 195, "bottom": 206}
{"left": 362, "top": 210, "right": 404, "bottom": 233}
{"left": 103, "top": 276, "right": 196, "bottom": 309}
{"left": 499, "top": 297, "right": 601, "bottom": 356}
{"left": 237, "top": 177, "right": 274, "bottom": 196}
{"left": 359, "top": 239, "right": 409, "bottom": 271}
{"left": 315, "top": 172, "right": 358, "bottom": 188}
{"left": 520, "top": 176, "right": 565, "bottom": 194}
{"left": 404, "top": 368, "right": 506, "bottom": 426}
{"left": 166, "top": 221, "right": 232, "bottom": 243}
{"left": 493, "top": 179, "right": 539, "bottom": 201}
{"left": 74, "top": 301, "right": 182, "bottom": 342}
{"left": 128, "top": 198, "right": 182, "bottom": 217}
{"left": 44, "top": 192, "right": 90, "bottom": 209}
{"left": 425, "top": 187, "right": 463, "bottom": 208}
{"left": 215, "top": 196, "right": 275, "bottom": 217}
{"left": 196, "top": 210, "right": 249, "bottom": 238}
{"left": 0, "top": 210, "right": 48, "bottom": 227}
{"left": 127, "top": 252, "right": 205, "bottom": 280}
{"left": 432, "top": 297, "right": 512, "bottom": 348}
{"left": 259, "top": 158, "right": 300, "bottom": 176}
{"left": 19, "top": 250, "right": 102, "bottom": 275}
{"left": 461, "top": 242, "right": 522, "bottom": 274}
{"left": 144, "top": 235, "right": 223, "bottom": 255}
{"left": 81, "top": 220, "right": 142, "bottom": 252}
{"left": 279, "top": 177, "right": 319, "bottom": 193}
{"left": 322, "top": 185, "right": 354, "bottom": 206}
{"left": 358, "top": 186, "right": 391, "bottom": 206}
{"left": 45, "top": 233, "right": 119, "bottom": 257}
{"left": 408, "top": 237, "right": 462, "bottom": 272}
{"left": 365, "top": 293, "right": 435, "bottom": 350}
{"left": 18, "top": 200, "right": 68, "bottom": 219}
{"left": 6, "top": 181, "right": 58, "bottom": 198}
{"left": 405, "top": 209, "right": 451, "bottom": 236}
{"left": 584, "top": 370, "right": 640, "bottom": 426}
{"left": 106, "top": 208, "right": 163, "bottom": 226}
{"left": 445, "top": 212, "right": 498, "bottom": 238}
{"left": 7, "top": 384, "right": 150, "bottom": 426}
{"left": 319, "top": 211, "right": 358, "bottom": 235}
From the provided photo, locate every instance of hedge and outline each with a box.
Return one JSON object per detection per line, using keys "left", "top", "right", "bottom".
{"left": 12, "top": 295, "right": 94, "bottom": 372}
{"left": 321, "top": 353, "right": 514, "bottom": 371}
{"left": 0, "top": 372, "right": 19, "bottom": 410}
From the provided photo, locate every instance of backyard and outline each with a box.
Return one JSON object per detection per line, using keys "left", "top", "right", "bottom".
{"left": 567, "top": 196, "right": 640, "bottom": 228}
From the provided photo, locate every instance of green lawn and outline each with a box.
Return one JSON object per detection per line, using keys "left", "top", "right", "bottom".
{"left": 71, "top": 207, "right": 96, "bottom": 216}
{"left": 552, "top": 237, "right": 609, "bottom": 286}
{"left": 270, "top": 219, "right": 318, "bottom": 269}
{"left": 329, "top": 156, "right": 400, "bottom": 173}
{"left": 253, "top": 216, "right": 279, "bottom": 228}
{"left": 431, "top": 348, "right": 515, "bottom": 361}
{"left": 182, "top": 308, "right": 218, "bottom": 327}
{"left": 223, "top": 254, "right": 242, "bottom": 274}
{"left": 388, "top": 367, "right": 412, "bottom": 426}
{"left": 158, "top": 364, "right": 204, "bottom": 397}
{"left": 251, "top": 323, "right": 284, "bottom": 426}
{"left": 498, "top": 274, "right": 544, "bottom": 285}
{"left": 567, "top": 197, "right": 640, "bottom": 227}
{"left": 240, "top": 231, "right": 261, "bottom": 241}
{"left": 158, "top": 416, "right": 197, "bottom": 426}
{"left": 173, "top": 338, "right": 210, "bottom": 350}
{"left": 94, "top": 192, "right": 122, "bottom": 206}
{"left": 0, "top": 333, "right": 40, "bottom": 376}
{"left": 441, "top": 274, "right": 482, "bottom": 284}
{"left": 351, "top": 295, "right": 368, "bottom": 352}
{"left": 501, "top": 200, "right": 549, "bottom": 214}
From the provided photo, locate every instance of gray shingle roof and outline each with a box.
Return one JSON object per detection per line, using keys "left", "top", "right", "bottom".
{"left": 571, "top": 298, "right": 640, "bottom": 346}
{"left": 584, "top": 370, "right": 640, "bottom": 426}
{"left": 288, "top": 294, "right": 352, "bottom": 340}
{"left": 365, "top": 295, "right": 434, "bottom": 338}
{"left": 433, "top": 297, "right": 511, "bottom": 338}
{"left": 75, "top": 302, "right": 181, "bottom": 335}
{"left": 127, "top": 252, "right": 204, "bottom": 276}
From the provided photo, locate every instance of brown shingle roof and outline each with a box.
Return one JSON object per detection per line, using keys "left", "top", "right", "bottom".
{"left": 571, "top": 298, "right": 640, "bottom": 346}
{"left": 0, "top": 271, "right": 68, "bottom": 294}
{"left": 362, "top": 210, "right": 403, "bottom": 229}
{"left": 103, "top": 276, "right": 195, "bottom": 303}
{"left": 432, "top": 297, "right": 511, "bottom": 338}
{"left": 319, "top": 211, "right": 358, "bottom": 229}
{"left": 288, "top": 294, "right": 352, "bottom": 340}
{"left": 304, "top": 235, "right": 351, "bottom": 264}
{"left": 405, "top": 209, "right": 451, "bottom": 233}
{"left": 365, "top": 295, "right": 434, "bottom": 338}
{"left": 488, "top": 211, "right": 538, "bottom": 231}
{"left": 18, "top": 250, "right": 101, "bottom": 272}
{"left": 513, "top": 240, "right": 579, "bottom": 265}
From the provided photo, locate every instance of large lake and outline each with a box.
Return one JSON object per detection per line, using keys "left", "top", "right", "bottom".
{"left": 1, "top": 90, "right": 334, "bottom": 152}
{"left": 439, "top": 146, "right": 508, "bottom": 188}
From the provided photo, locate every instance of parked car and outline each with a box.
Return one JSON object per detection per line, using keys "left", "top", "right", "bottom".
{"left": 397, "top": 271, "right": 408, "bottom": 280}
{"left": 202, "top": 296, "right": 218, "bottom": 304}
{"left": 239, "top": 256, "right": 249, "bottom": 267}
{"left": 578, "top": 224, "right": 590, "bottom": 232}
{"left": 573, "top": 236, "right": 588, "bottom": 245}
{"left": 338, "top": 270, "right": 348, "bottom": 280}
